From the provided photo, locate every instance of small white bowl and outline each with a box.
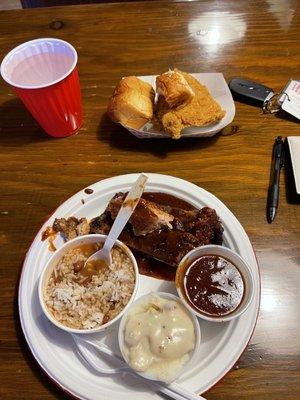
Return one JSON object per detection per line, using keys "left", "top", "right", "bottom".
{"left": 38, "top": 234, "right": 139, "bottom": 334}
{"left": 175, "top": 245, "right": 254, "bottom": 323}
{"left": 118, "top": 292, "right": 201, "bottom": 382}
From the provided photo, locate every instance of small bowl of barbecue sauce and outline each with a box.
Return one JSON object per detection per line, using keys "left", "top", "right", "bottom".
{"left": 175, "top": 245, "right": 254, "bottom": 322}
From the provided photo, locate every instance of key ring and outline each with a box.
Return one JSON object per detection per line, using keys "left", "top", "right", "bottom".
{"left": 263, "top": 91, "right": 290, "bottom": 114}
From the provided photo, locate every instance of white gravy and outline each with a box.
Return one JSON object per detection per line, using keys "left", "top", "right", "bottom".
{"left": 123, "top": 295, "right": 196, "bottom": 382}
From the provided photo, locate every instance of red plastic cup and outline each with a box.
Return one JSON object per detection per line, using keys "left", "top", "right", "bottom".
{"left": 0, "top": 38, "right": 82, "bottom": 138}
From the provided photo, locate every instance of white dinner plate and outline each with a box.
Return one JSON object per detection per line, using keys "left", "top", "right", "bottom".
{"left": 19, "top": 173, "right": 260, "bottom": 399}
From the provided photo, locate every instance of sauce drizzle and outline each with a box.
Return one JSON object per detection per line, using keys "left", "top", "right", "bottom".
{"left": 135, "top": 192, "right": 196, "bottom": 281}
{"left": 182, "top": 255, "right": 244, "bottom": 317}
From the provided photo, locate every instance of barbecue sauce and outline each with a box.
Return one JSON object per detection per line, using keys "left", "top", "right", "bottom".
{"left": 135, "top": 252, "right": 176, "bottom": 281}
{"left": 142, "top": 192, "right": 195, "bottom": 211}
{"left": 135, "top": 192, "right": 197, "bottom": 281}
{"left": 178, "top": 255, "right": 244, "bottom": 316}
{"left": 41, "top": 227, "right": 57, "bottom": 252}
{"left": 47, "top": 193, "right": 197, "bottom": 282}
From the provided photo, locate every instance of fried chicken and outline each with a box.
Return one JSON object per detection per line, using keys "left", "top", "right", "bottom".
{"left": 154, "top": 70, "right": 225, "bottom": 139}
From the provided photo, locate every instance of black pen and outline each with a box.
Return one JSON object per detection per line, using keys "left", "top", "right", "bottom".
{"left": 267, "top": 136, "right": 284, "bottom": 223}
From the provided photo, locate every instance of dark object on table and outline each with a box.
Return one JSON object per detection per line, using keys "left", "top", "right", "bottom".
{"left": 228, "top": 77, "right": 274, "bottom": 106}
{"left": 266, "top": 136, "right": 285, "bottom": 223}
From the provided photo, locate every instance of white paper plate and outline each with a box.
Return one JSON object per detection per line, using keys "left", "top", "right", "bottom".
{"left": 123, "top": 73, "right": 235, "bottom": 138}
{"left": 287, "top": 136, "right": 300, "bottom": 194}
{"left": 19, "top": 173, "right": 260, "bottom": 399}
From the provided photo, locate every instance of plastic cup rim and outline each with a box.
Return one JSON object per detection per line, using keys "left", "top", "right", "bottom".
{"left": 0, "top": 37, "right": 78, "bottom": 90}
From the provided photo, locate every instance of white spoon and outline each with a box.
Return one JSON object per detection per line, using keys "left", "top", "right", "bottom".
{"left": 80, "top": 173, "right": 148, "bottom": 277}
{"left": 72, "top": 335, "right": 206, "bottom": 400}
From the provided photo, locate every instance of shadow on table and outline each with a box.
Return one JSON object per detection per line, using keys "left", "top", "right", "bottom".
{"left": 275, "top": 109, "right": 300, "bottom": 124}
{"left": 0, "top": 98, "right": 52, "bottom": 146}
{"left": 97, "top": 113, "right": 220, "bottom": 159}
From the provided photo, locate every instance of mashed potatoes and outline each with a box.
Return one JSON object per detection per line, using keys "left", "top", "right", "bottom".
{"left": 123, "top": 294, "right": 196, "bottom": 382}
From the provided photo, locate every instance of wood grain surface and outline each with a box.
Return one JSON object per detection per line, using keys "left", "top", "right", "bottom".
{"left": 0, "top": 1, "right": 299, "bottom": 399}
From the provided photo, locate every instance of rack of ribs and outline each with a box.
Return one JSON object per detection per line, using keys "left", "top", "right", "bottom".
{"left": 52, "top": 192, "right": 223, "bottom": 267}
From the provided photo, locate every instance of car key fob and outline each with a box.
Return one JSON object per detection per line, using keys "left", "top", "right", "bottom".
{"left": 228, "top": 77, "right": 274, "bottom": 106}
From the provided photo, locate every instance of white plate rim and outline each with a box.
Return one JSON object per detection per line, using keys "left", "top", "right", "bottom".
{"left": 18, "top": 173, "right": 260, "bottom": 399}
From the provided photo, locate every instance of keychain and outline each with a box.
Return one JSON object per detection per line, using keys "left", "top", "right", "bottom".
{"left": 228, "top": 78, "right": 300, "bottom": 120}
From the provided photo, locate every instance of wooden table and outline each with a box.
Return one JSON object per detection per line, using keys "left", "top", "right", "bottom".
{"left": 0, "top": 1, "right": 299, "bottom": 399}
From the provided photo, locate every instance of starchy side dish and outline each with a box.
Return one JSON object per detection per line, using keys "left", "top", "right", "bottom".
{"left": 49, "top": 192, "right": 223, "bottom": 271}
{"left": 156, "top": 70, "right": 195, "bottom": 109}
{"left": 154, "top": 70, "right": 225, "bottom": 139}
{"left": 107, "top": 76, "right": 155, "bottom": 129}
{"left": 122, "top": 294, "right": 196, "bottom": 382}
{"left": 107, "top": 69, "right": 225, "bottom": 139}
{"left": 44, "top": 243, "right": 135, "bottom": 330}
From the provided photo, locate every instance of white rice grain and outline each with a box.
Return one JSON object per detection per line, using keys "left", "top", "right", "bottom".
{"left": 44, "top": 245, "right": 135, "bottom": 330}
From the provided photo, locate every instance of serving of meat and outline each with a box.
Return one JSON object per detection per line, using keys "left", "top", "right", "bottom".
{"left": 154, "top": 70, "right": 225, "bottom": 139}
{"left": 51, "top": 192, "right": 223, "bottom": 268}
{"left": 107, "top": 192, "right": 174, "bottom": 236}
{"left": 53, "top": 216, "right": 90, "bottom": 241}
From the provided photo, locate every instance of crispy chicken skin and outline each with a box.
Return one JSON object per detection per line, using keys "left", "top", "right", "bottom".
{"left": 154, "top": 70, "right": 225, "bottom": 139}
